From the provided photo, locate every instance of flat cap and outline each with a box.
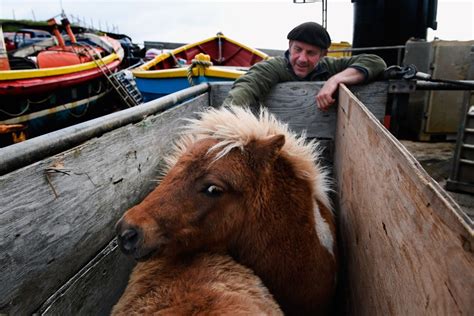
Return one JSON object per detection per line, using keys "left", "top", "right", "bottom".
{"left": 287, "top": 22, "right": 331, "bottom": 49}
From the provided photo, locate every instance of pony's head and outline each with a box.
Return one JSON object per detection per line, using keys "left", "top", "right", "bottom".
{"left": 116, "top": 106, "right": 331, "bottom": 261}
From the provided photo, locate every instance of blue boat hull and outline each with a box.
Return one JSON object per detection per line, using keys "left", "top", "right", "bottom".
{"left": 135, "top": 76, "right": 234, "bottom": 102}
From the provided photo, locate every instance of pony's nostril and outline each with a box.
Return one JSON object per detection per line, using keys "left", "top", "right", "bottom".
{"left": 119, "top": 228, "right": 140, "bottom": 253}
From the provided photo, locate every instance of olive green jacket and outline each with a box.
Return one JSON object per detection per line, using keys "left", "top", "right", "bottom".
{"left": 223, "top": 51, "right": 386, "bottom": 106}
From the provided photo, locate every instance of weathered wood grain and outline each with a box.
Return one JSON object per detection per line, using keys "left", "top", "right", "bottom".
{"left": 262, "top": 82, "right": 336, "bottom": 139}
{"left": 0, "top": 94, "right": 209, "bottom": 315}
{"left": 334, "top": 84, "right": 474, "bottom": 315}
{"left": 210, "top": 81, "right": 388, "bottom": 139}
{"left": 349, "top": 81, "right": 388, "bottom": 121}
{"left": 38, "top": 239, "right": 135, "bottom": 315}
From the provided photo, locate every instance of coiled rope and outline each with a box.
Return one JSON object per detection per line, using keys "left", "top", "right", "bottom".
{"left": 186, "top": 58, "right": 213, "bottom": 86}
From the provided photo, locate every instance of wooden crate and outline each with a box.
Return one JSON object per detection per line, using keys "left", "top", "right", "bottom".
{"left": 0, "top": 82, "right": 472, "bottom": 315}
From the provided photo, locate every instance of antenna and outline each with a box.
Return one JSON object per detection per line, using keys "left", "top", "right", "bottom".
{"left": 293, "top": 0, "right": 327, "bottom": 29}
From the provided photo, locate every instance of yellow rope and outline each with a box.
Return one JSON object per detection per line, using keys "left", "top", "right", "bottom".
{"left": 187, "top": 59, "right": 213, "bottom": 86}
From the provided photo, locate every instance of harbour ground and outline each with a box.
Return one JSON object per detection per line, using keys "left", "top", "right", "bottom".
{"left": 401, "top": 140, "right": 474, "bottom": 221}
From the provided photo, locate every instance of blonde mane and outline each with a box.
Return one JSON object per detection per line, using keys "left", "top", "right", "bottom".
{"left": 164, "top": 106, "right": 332, "bottom": 210}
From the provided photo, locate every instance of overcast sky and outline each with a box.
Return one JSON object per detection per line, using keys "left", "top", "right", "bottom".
{"left": 1, "top": 0, "right": 473, "bottom": 50}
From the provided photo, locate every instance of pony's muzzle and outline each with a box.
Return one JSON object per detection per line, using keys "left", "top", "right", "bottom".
{"left": 116, "top": 220, "right": 143, "bottom": 256}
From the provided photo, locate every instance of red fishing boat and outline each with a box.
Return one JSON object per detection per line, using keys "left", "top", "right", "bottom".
{"left": 0, "top": 15, "right": 124, "bottom": 146}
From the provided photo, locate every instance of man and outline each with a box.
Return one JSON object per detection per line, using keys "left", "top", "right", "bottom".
{"left": 223, "top": 22, "right": 386, "bottom": 110}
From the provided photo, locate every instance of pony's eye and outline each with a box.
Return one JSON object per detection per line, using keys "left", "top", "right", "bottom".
{"left": 203, "top": 185, "right": 223, "bottom": 197}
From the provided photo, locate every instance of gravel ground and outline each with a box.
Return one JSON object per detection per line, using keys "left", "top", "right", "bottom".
{"left": 400, "top": 140, "right": 474, "bottom": 221}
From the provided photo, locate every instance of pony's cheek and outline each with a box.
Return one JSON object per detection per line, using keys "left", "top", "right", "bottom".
{"left": 176, "top": 227, "right": 198, "bottom": 241}
{"left": 137, "top": 231, "right": 170, "bottom": 259}
{"left": 140, "top": 223, "right": 165, "bottom": 245}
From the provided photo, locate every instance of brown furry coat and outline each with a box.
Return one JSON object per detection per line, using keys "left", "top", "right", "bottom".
{"left": 112, "top": 253, "right": 282, "bottom": 315}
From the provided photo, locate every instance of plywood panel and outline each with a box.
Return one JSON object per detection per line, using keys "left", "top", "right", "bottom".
{"left": 0, "top": 95, "right": 208, "bottom": 315}
{"left": 334, "top": 84, "right": 474, "bottom": 315}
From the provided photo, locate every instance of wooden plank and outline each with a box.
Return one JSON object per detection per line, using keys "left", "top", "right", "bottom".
{"left": 210, "top": 81, "right": 387, "bottom": 139}
{"left": 348, "top": 81, "right": 388, "bottom": 121}
{"left": 334, "top": 84, "right": 474, "bottom": 315}
{"left": 262, "top": 82, "right": 336, "bottom": 139}
{"left": 209, "top": 82, "right": 235, "bottom": 107}
{"left": 0, "top": 94, "right": 209, "bottom": 315}
{"left": 38, "top": 239, "right": 135, "bottom": 315}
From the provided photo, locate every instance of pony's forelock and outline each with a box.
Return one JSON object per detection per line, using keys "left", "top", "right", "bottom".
{"left": 163, "top": 106, "right": 332, "bottom": 210}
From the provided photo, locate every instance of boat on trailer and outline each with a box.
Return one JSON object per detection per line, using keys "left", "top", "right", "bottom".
{"left": 0, "top": 16, "right": 124, "bottom": 147}
{"left": 132, "top": 33, "right": 268, "bottom": 102}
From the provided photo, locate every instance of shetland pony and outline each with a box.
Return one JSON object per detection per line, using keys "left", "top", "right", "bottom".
{"left": 111, "top": 253, "right": 282, "bottom": 315}
{"left": 116, "top": 106, "right": 337, "bottom": 315}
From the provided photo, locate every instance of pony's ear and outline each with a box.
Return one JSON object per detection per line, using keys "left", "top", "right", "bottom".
{"left": 248, "top": 134, "right": 285, "bottom": 163}
{"left": 262, "top": 134, "right": 285, "bottom": 154}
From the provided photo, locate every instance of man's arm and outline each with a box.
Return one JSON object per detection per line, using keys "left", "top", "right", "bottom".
{"left": 316, "top": 67, "right": 365, "bottom": 110}
{"left": 222, "top": 57, "right": 290, "bottom": 107}
{"left": 316, "top": 54, "right": 386, "bottom": 110}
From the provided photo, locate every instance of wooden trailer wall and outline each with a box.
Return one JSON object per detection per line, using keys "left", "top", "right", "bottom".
{"left": 0, "top": 94, "right": 210, "bottom": 315}
{"left": 335, "top": 85, "right": 473, "bottom": 315}
{"left": 0, "top": 81, "right": 472, "bottom": 315}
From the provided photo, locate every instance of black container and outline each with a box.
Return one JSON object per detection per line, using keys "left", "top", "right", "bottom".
{"left": 352, "top": 0, "right": 437, "bottom": 66}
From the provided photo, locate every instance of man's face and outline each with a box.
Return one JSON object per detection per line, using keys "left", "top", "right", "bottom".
{"left": 289, "top": 40, "right": 325, "bottom": 78}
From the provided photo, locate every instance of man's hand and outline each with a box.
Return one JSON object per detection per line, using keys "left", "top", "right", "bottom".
{"left": 316, "top": 79, "right": 338, "bottom": 111}
{"left": 316, "top": 67, "right": 366, "bottom": 111}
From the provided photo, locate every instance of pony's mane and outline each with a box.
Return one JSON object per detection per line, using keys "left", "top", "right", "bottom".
{"left": 163, "top": 106, "right": 332, "bottom": 210}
